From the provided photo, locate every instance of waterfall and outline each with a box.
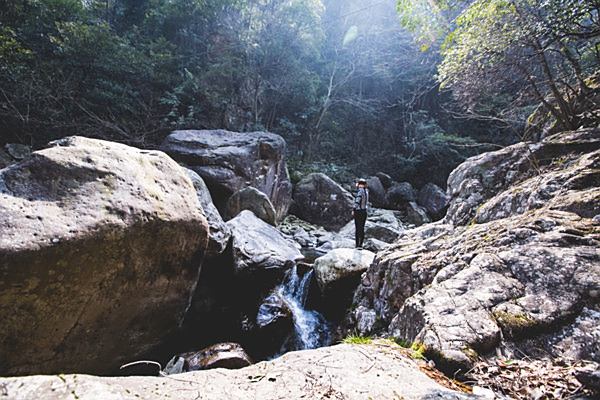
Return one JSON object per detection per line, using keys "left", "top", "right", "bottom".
{"left": 259, "top": 265, "right": 331, "bottom": 353}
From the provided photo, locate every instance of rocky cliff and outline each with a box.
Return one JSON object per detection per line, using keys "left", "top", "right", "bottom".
{"left": 349, "top": 128, "right": 600, "bottom": 372}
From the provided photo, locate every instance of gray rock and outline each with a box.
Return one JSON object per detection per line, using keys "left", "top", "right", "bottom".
{"left": 337, "top": 208, "right": 404, "bottom": 243}
{"left": 349, "top": 129, "right": 600, "bottom": 372}
{"left": 292, "top": 173, "right": 354, "bottom": 231}
{"left": 161, "top": 129, "right": 292, "bottom": 222}
{"left": 0, "top": 136, "right": 209, "bottom": 375}
{"left": 227, "top": 210, "right": 303, "bottom": 273}
{"left": 4, "top": 143, "right": 31, "bottom": 160}
{"left": 185, "top": 168, "right": 231, "bottom": 257}
{"left": 366, "top": 176, "right": 386, "bottom": 208}
{"left": 575, "top": 368, "right": 600, "bottom": 392}
{"left": 176, "top": 342, "right": 252, "bottom": 371}
{"left": 417, "top": 183, "right": 449, "bottom": 220}
{"left": 385, "top": 182, "right": 416, "bottom": 210}
{"left": 362, "top": 238, "right": 389, "bottom": 253}
{"left": 375, "top": 172, "right": 393, "bottom": 189}
{"left": 406, "top": 202, "right": 431, "bottom": 226}
{"left": 313, "top": 248, "right": 375, "bottom": 292}
{"left": 0, "top": 343, "right": 474, "bottom": 399}
{"left": 0, "top": 148, "right": 12, "bottom": 168}
{"left": 316, "top": 238, "right": 356, "bottom": 253}
{"left": 444, "top": 128, "right": 600, "bottom": 226}
{"left": 225, "top": 186, "right": 277, "bottom": 225}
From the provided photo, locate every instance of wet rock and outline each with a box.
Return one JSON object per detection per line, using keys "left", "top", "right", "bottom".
{"left": 292, "top": 173, "right": 354, "bottom": 231}
{"left": 227, "top": 210, "right": 303, "bottom": 274}
{"left": 185, "top": 168, "right": 231, "bottom": 257}
{"left": 0, "top": 136, "right": 209, "bottom": 375}
{"left": 366, "top": 176, "right": 386, "bottom": 208}
{"left": 174, "top": 342, "right": 252, "bottom": 372}
{"left": 257, "top": 292, "right": 292, "bottom": 330}
{"left": 225, "top": 186, "right": 277, "bottom": 225}
{"left": 313, "top": 248, "right": 375, "bottom": 292}
{"left": 385, "top": 182, "right": 416, "bottom": 210}
{"left": 161, "top": 129, "right": 292, "bottom": 222}
{"left": 406, "top": 202, "right": 431, "bottom": 226}
{"left": 417, "top": 183, "right": 449, "bottom": 220}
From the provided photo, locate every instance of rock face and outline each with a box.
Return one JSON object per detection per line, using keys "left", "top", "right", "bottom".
{"left": 349, "top": 128, "right": 600, "bottom": 372}
{"left": 225, "top": 186, "right": 277, "bottom": 225}
{"left": 417, "top": 183, "right": 449, "bottom": 220}
{"left": 227, "top": 210, "right": 303, "bottom": 274}
{"left": 292, "top": 173, "right": 354, "bottom": 230}
{"left": 161, "top": 129, "right": 292, "bottom": 222}
{"left": 444, "top": 128, "right": 600, "bottom": 226}
{"left": 313, "top": 248, "right": 375, "bottom": 292}
{"left": 185, "top": 168, "right": 231, "bottom": 257}
{"left": 0, "top": 343, "right": 472, "bottom": 400}
{"left": 0, "top": 136, "right": 209, "bottom": 375}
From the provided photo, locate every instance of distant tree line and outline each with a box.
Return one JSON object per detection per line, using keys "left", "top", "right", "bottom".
{"left": 2, "top": 0, "right": 595, "bottom": 186}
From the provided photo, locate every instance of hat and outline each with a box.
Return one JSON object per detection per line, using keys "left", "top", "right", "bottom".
{"left": 357, "top": 178, "right": 367, "bottom": 184}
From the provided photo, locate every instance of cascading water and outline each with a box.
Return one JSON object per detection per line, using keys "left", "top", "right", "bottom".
{"left": 258, "top": 265, "right": 331, "bottom": 354}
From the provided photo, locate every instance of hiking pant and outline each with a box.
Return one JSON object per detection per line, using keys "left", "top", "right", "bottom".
{"left": 354, "top": 209, "right": 367, "bottom": 248}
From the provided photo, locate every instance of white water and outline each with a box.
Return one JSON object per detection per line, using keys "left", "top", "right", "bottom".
{"left": 275, "top": 266, "right": 331, "bottom": 350}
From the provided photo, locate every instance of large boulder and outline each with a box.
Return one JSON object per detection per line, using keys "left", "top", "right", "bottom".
{"left": 0, "top": 343, "right": 473, "bottom": 400}
{"left": 227, "top": 210, "right": 303, "bottom": 274}
{"left": 160, "top": 129, "right": 292, "bottom": 222}
{"left": 166, "top": 342, "right": 252, "bottom": 374}
{"left": 185, "top": 168, "right": 231, "bottom": 257}
{"left": 0, "top": 136, "right": 209, "bottom": 375}
{"left": 417, "top": 183, "right": 449, "bottom": 220}
{"left": 225, "top": 186, "right": 277, "bottom": 225}
{"left": 349, "top": 129, "right": 600, "bottom": 373}
{"left": 366, "top": 176, "right": 386, "bottom": 208}
{"left": 313, "top": 248, "right": 375, "bottom": 292}
{"left": 406, "top": 202, "right": 431, "bottom": 226}
{"left": 385, "top": 182, "right": 416, "bottom": 210}
{"left": 292, "top": 173, "right": 354, "bottom": 231}
{"left": 375, "top": 172, "right": 393, "bottom": 189}
{"left": 337, "top": 208, "right": 404, "bottom": 243}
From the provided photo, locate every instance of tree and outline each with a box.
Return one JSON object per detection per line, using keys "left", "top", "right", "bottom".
{"left": 398, "top": 0, "right": 600, "bottom": 137}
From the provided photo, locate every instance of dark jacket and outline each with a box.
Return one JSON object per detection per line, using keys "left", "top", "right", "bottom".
{"left": 354, "top": 187, "right": 369, "bottom": 210}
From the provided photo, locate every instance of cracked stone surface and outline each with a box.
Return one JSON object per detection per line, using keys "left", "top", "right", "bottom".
{"left": 0, "top": 137, "right": 209, "bottom": 375}
{"left": 0, "top": 343, "right": 473, "bottom": 400}
{"left": 348, "top": 129, "right": 600, "bottom": 371}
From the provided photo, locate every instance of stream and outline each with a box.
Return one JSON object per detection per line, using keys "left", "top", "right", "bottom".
{"left": 258, "top": 265, "right": 331, "bottom": 355}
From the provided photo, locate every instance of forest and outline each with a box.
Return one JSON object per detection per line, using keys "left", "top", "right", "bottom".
{"left": 2, "top": 0, "right": 597, "bottom": 186}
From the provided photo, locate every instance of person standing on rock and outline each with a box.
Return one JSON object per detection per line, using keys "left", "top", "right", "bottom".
{"left": 352, "top": 178, "right": 369, "bottom": 249}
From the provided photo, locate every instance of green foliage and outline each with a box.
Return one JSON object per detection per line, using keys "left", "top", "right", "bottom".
{"left": 342, "top": 334, "right": 373, "bottom": 345}
{"left": 399, "top": 0, "right": 600, "bottom": 135}
{"left": 1, "top": 0, "right": 509, "bottom": 187}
